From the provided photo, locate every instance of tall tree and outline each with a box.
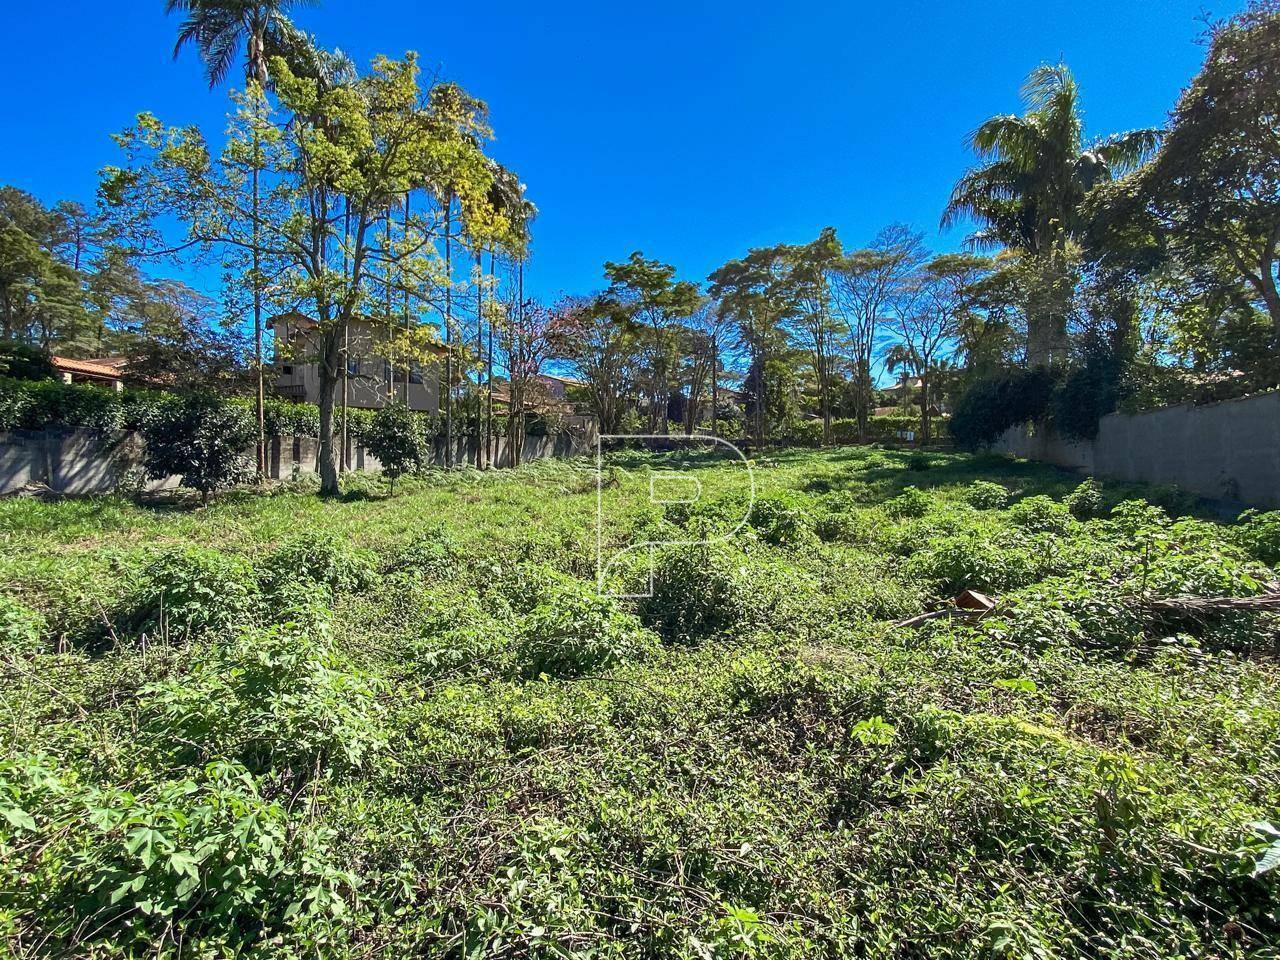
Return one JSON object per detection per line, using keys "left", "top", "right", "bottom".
{"left": 942, "top": 63, "right": 1157, "bottom": 366}
{"left": 166, "top": 0, "right": 315, "bottom": 476}
{"left": 829, "top": 225, "right": 926, "bottom": 440}
{"left": 601, "top": 253, "right": 699, "bottom": 434}
{"left": 781, "top": 227, "right": 843, "bottom": 443}
{"left": 893, "top": 253, "right": 989, "bottom": 442}
{"left": 708, "top": 249, "right": 796, "bottom": 445}
{"left": 1107, "top": 1, "right": 1280, "bottom": 331}
{"left": 102, "top": 54, "right": 509, "bottom": 495}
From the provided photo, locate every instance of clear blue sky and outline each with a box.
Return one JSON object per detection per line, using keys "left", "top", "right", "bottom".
{"left": 0, "top": 0, "right": 1245, "bottom": 303}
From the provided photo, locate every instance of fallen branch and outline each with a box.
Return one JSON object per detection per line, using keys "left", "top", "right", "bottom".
{"left": 1146, "top": 591, "right": 1280, "bottom": 618}
{"left": 890, "top": 587, "right": 1280, "bottom": 631}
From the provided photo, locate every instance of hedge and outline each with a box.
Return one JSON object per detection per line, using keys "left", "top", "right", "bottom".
{"left": 0, "top": 378, "right": 444, "bottom": 442}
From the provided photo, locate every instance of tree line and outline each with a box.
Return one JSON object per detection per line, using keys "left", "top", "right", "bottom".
{"left": 1, "top": 0, "right": 1277, "bottom": 493}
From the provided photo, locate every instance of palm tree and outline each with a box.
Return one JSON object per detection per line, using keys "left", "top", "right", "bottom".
{"left": 942, "top": 64, "right": 1158, "bottom": 366}
{"left": 166, "top": 0, "right": 312, "bottom": 87}
{"left": 166, "top": 0, "right": 316, "bottom": 478}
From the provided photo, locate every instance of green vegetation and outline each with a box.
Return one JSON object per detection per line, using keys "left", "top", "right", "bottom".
{"left": 1, "top": 447, "right": 1277, "bottom": 957}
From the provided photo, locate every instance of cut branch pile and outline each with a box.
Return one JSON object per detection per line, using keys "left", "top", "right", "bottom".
{"left": 891, "top": 586, "right": 1280, "bottom": 631}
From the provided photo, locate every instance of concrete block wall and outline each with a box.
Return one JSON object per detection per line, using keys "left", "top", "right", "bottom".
{"left": 993, "top": 390, "right": 1280, "bottom": 509}
{"left": 0, "top": 424, "right": 598, "bottom": 496}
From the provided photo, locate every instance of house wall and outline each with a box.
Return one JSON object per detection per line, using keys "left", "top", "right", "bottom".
{"left": 992, "top": 390, "right": 1280, "bottom": 508}
{"left": 274, "top": 319, "right": 440, "bottom": 414}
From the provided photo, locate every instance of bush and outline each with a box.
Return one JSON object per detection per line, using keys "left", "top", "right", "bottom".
{"left": 950, "top": 369, "right": 1057, "bottom": 450}
{"left": 0, "top": 594, "right": 45, "bottom": 655}
{"left": 128, "top": 546, "right": 261, "bottom": 642}
{"left": 0, "top": 756, "right": 358, "bottom": 955}
{"left": 139, "top": 616, "right": 386, "bottom": 774}
{"left": 884, "top": 486, "right": 931, "bottom": 519}
{"left": 1065, "top": 479, "right": 1105, "bottom": 520}
{"left": 385, "top": 524, "right": 460, "bottom": 580}
{"left": 748, "top": 491, "right": 814, "bottom": 546}
{"left": 1236, "top": 510, "right": 1280, "bottom": 566}
{"left": 515, "top": 572, "right": 657, "bottom": 678}
{"left": 364, "top": 401, "right": 426, "bottom": 494}
{"left": 140, "top": 393, "right": 256, "bottom": 502}
{"left": 966, "top": 480, "right": 1011, "bottom": 510}
{"left": 1008, "top": 495, "right": 1074, "bottom": 534}
{"left": 904, "top": 533, "right": 1042, "bottom": 595}
{"left": 257, "top": 534, "right": 376, "bottom": 603}
{"left": 642, "top": 541, "right": 751, "bottom": 644}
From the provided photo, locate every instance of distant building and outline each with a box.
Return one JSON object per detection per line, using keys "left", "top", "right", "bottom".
{"left": 51, "top": 356, "right": 129, "bottom": 391}
{"left": 270, "top": 312, "right": 445, "bottom": 414}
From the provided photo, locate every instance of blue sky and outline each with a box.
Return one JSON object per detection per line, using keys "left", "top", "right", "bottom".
{"left": 0, "top": 0, "right": 1245, "bottom": 303}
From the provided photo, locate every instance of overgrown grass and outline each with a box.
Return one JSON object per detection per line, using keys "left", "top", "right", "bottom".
{"left": 0, "top": 447, "right": 1277, "bottom": 958}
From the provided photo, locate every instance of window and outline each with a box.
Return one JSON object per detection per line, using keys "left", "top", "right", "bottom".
{"left": 408, "top": 364, "right": 423, "bottom": 385}
{"left": 281, "top": 365, "right": 294, "bottom": 376}
{"left": 347, "top": 358, "right": 359, "bottom": 376}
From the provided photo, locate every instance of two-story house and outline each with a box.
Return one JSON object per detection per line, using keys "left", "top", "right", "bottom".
{"left": 271, "top": 312, "right": 446, "bottom": 414}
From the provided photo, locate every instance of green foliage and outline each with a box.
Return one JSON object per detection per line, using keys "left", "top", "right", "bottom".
{"left": 140, "top": 392, "right": 256, "bottom": 500}
{"left": 364, "top": 402, "right": 427, "bottom": 492}
{"left": 642, "top": 540, "right": 752, "bottom": 644}
{"left": 0, "top": 756, "right": 358, "bottom": 953}
{"left": 1065, "top": 478, "right": 1105, "bottom": 519}
{"left": 514, "top": 570, "right": 658, "bottom": 678}
{"left": 1008, "top": 494, "right": 1075, "bottom": 534}
{"left": 3, "top": 447, "right": 1279, "bottom": 958}
{"left": 950, "top": 369, "right": 1057, "bottom": 450}
{"left": 747, "top": 491, "right": 814, "bottom": 546}
{"left": 966, "top": 479, "right": 1011, "bottom": 509}
{"left": 0, "top": 342, "right": 54, "bottom": 381}
{"left": 139, "top": 617, "right": 386, "bottom": 775}
{"left": 884, "top": 485, "right": 931, "bottom": 519}
{"left": 128, "top": 546, "right": 260, "bottom": 643}
{"left": 0, "top": 594, "right": 45, "bottom": 654}
{"left": 257, "top": 534, "right": 376, "bottom": 604}
{"left": 1236, "top": 509, "right": 1280, "bottom": 566}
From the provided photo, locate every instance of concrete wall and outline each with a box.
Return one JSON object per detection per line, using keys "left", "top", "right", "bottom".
{"left": 993, "top": 390, "right": 1280, "bottom": 508}
{"left": 0, "top": 422, "right": 598, "bottom": 496}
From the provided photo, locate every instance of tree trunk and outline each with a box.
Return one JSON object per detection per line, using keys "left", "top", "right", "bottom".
{"left": 710, "top": 333, "right": 718, "bottom": 439}
{"left": 443, "top": 194, "right": 454, "bottom": 468}
{"left": 317, "top": 327, "right": 342, "bottom": 496}
{"left": 251, "top": 122, "right": 265, "bottom": 480}
{"left": 919, "top": 371, "right": 931, "bottom": 444}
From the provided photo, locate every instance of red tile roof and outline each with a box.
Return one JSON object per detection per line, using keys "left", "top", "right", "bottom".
{"left": 51, "top": 356, "right": 128, "bottom": 380}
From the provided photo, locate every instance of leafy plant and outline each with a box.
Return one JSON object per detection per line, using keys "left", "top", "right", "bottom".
{"left": 127, "top": 546, "right": 260, "bottom": 643}
{"left": 139, "top": 393, "right": 255, "bottom": 503}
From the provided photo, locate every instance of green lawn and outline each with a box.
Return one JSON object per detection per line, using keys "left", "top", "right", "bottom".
{"left": 1, "top": 447, "right": 1277, "bottom": 958}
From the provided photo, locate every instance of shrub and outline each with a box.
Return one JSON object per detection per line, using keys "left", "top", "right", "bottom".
{"left": 257, "top": 534, "right": 375, "bottom": 603}
{"left": 884, "top": 486, "right": 931, "bottom": 519}
{"left": 1236, "top": 510, "right": 1280, "bottom": 566}
{"left": 515, "top": 573, "right": 657, "bottom": 678}
{"left": 0, "top": 756, "right": 358, "bottom": 954}
{"left": 140, "top": 393, "right": 256, "bottom": 503}
{"left": 385, "top": 523, "right": 460, "bottom": 580}
{"left": 904, "top": 534, "right": 1042, "bottom": 594}
{"left": 364, "top": 401, "right": 426, "bottom": 494}
{"left": 642, "top": 541, "right": 751, "bottom": 644}
{"left": 950, "top": 368, "right": 1057, "bottom": 450}
{"left": 138, "top": 617, "right": 386, "bottom": 774}
{"left": 0, "top": 594, "right": 45, "bottom": 654}
{"left": 1065, "top": 479, "right": 1105, "bottom": 520}
{"left": 748, "top": 491, "right": 814, "bottom": 546}
{"left": 1008, "top": 495, "right": 1074, "bottom": 534}
{"left": 128, "top": 546, "right": 260, "bottom": 642}
{"left": 966, "top": 480, "right": 1011, "bottom": 510}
